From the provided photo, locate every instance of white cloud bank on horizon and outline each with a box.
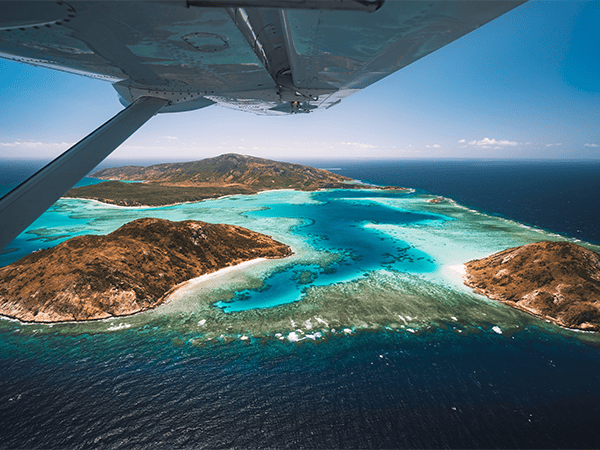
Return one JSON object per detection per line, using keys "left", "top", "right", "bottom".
{"left": 467, "top": 137, "right": 519, "bottom": 148}
{"left": 0, "top": 139, "right": 199, "bottom": 160}
{"left": 338, "top": 141, "right": 376, "bottom": 149}
{"left": 0, "top": 140, "right": 74, "bottom": 157}
{"left": 0, "top": 140, "right": 74, "bottom": 149}
{"left": 3, "top": 137, "right": 598, "bottom": 161}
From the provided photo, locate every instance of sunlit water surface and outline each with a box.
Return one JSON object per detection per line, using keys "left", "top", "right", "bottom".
{"left": 1, "top": 163, "right": 600, "bottom": 448}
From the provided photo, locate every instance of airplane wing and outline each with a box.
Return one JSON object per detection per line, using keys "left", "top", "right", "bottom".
{"left": 0, "top": 1, "right": 524, "bottom": 114}
{"left": 0, "top": 0, "right": 525, "bottom": 249}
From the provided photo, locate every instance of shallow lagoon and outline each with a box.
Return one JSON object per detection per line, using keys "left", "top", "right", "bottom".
{"left": 2, "top": 188, "right": 597, "bottom": 343}
{"left": 2, "top": 187, "right": 600, "bottom": 448}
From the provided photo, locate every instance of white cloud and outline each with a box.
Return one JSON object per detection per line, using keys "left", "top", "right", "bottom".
{"left": 338, "top": 142, "right": 376, "bottom": 149}
{"left": 467, "top": 137, "right": 519, "bottom": 148}
{"left": 0, "top": 140, "right": 74, "bottom": 149}
{"left": 0, "top": 140, "right": 75, "bottom": 157}
{"left": 458, "top": 139, "right": 466, "bottom": 143}
{"left": 426, "top": 144, "right": 441, "bottom": 149}
{"left": 545, "top": 143, "right": 562, "bottom": 147}
{"left": 162, "top": 136, "right": 178, "bottom": 140}
{"left": 584, "top": 143, "right": 599, "bottom": 147}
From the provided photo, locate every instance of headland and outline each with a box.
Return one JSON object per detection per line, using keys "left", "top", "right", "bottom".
{"left": 65, "top": 153, "right": 407, "bottom": 206}
{"left": 464, "top": 241, "right": 600, "bottom": 331}
{"left": 0, "top": 218, "right": 292, "bottom": 323}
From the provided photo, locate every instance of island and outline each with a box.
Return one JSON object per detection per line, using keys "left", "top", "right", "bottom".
{"left": 464, "top": 241, "right": 600, "bottom": 332}
{"left": 65, "top": 153, "right": 406, "bottom": 206}
{"left": 0, "top": 218, "right": 292, "bottom": 323}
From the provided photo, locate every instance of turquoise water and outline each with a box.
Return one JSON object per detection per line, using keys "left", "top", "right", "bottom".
{"left": 2, "top": 171, "right": 600, "bottom": 448}
{"left": 1, "top": 185, "right": 592, "bottom": 336}
{"left": 217, "top": 189, "right": 439, "bottom": 312}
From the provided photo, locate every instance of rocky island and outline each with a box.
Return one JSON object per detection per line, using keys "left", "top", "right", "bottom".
{"left": 65, "top": 153, "right": 405, "bottom": 206}
{"left": 464, "top": 241, "right": 600, "bottom": 332}
{"left": 0, "top": 218, "right": 292, "bottom": 323}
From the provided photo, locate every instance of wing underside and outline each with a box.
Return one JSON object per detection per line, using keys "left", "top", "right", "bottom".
{"left": 0, "top": 0, "right": 525, "bottom": 250}
{"left": 0, "top": 1, "right": 524, "bottom": 115}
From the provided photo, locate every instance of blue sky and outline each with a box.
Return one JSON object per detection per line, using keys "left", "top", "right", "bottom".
{"left": 1, "top": 0, "right": 599, "bottom": 162}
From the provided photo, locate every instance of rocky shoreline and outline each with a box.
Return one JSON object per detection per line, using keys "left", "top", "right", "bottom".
{"left": 0, "top": 218, "right": 292, "bottom": 323}
{"left": 464, "top": 241, "right": 600, "bottom": 332}
{"left": 65, "top": 154, "right": 408, "bottom": 207}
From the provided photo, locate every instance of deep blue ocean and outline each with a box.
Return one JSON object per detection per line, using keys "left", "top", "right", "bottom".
{"left": 1, "top": 158, "right": 599, "bottom": 244}
{"left": 310, "top": 159, "right": 600, "bottom": 245}
{"left": 1, "top": 158, "right": 600, "bottom": 449}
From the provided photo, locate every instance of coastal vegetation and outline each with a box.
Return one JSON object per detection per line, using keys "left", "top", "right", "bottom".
{"left": 65, "top": 153, "right": 398, "bottom": 206}
{"left": 4, "top": 155, "right": 599, "bottom": 336}
{"left": 65, "top": 181, "right": 256, "bottom": 207}
{"left": 464, "top": 241, "right": 600, "bottom": 331}
{"left": 0, "top": 218, "right": 291, "bottom": 322}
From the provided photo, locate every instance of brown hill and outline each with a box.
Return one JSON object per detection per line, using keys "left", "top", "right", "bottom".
{"left": 464, "top": 241, "right": 600, "bottom": 331}
{"left": 0, "top": 218, "right": 292, "bottom": 323}
{"left": 66, "top": 154, "right": 405, "bottom": 206}
{"left": 89, "top": 153, "right": 352, "bottom": 188}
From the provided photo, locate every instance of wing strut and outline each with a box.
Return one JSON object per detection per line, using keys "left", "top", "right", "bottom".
{"left": 0, "top": 96, "right": 168, "bottom": 251}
